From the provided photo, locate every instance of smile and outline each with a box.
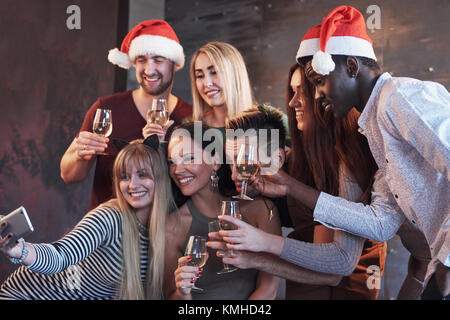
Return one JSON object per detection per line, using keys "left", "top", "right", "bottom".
{"left": 143, "top": 74, "right": 161, "bottom": 82}
{"left": 205, "top": 89, "right": 220, "bottom": 97}
{"left": 178, "top": 176, "right": 195, "bottom": 186}
{"left": 129, "top": 191, "right": 147, "bottom": 198}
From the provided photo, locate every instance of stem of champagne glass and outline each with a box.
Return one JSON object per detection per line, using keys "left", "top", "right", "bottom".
{"left": 241, "top": 179, "right": 248, "bottom": 198}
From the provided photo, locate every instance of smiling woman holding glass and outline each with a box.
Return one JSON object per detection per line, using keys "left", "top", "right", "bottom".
{"left": 164, "top": 122, "right": 281, "bottom": 300}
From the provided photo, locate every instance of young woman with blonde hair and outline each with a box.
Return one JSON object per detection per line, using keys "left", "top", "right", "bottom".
{"left": 190, "top": 41, "right": 255, "bottom": 128}
{"left": 0, "top": 136, "right": 174, "bottom": 300}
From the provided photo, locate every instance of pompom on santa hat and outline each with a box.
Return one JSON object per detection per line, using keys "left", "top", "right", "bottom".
{"left": 296, "top": 5, "right": 376, "bottom": 75}
{"left": 108, "top": 19, "right": 185, "bottom": 70}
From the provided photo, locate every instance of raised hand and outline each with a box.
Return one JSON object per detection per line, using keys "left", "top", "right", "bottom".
{"left": 248, "top": 168, "right": 292, "bottom": 198}
{"left": 75, "top": 131, "right": 108, "bottom": 160}
{"left": 218, "top": 215, "right": 284, "bottom": 255}
{"left": 218, "top": 249, "right": 260, "bottom": 270}
{"left": 143, "top": 109, "right": 174, "bottom": 141}
{"left": 0, "top": 221, "right": 23, "bottom": 258}
{"left": 174, "top": 255, "right": 203, "bottom": 296}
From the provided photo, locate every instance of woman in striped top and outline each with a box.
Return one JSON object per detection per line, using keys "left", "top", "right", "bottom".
{"left": 0, "top": 136, "right": 174, "bottom": 300}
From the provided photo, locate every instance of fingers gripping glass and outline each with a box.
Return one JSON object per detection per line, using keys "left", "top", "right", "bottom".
{"left": 208, "top": 220, "right": 236, "bottom": 275}
{"left": 148, "top": 98, "right": 169, "bottom": 142}
{"left": 184, "top": 235, "right": 208, "bottom": 293}
{"left": 218, "top": 200, "right": 242, "bottom": 274}
{"left": 233, "top": 144, "right": 259, "bottom": 201}
{"left": 92, "top": 108, "right": 112, "bottom": 155}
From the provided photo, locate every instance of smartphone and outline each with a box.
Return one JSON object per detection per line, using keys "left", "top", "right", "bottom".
{"left": 0, "top": 206, "right": 34, "bottom": 244}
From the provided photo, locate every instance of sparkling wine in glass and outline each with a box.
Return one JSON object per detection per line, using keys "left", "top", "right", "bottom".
{"left": 184, "top": 235, "right": 208, "bottom": 292}
{"left": 93, "top": 108, "right": 112, "bottom": 155}
{"left": 233, "top": 144, "right": 258, "bottom": 200}
{"left": 148, "top": 98, "right": 169, "bottom": 142}
{"left": 217, "top": 200, "right": 242, "bottom": 274}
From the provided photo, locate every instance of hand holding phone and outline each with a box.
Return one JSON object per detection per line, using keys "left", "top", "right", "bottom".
{"left": 0, "top": 206, "right": 34, "bottom": 246}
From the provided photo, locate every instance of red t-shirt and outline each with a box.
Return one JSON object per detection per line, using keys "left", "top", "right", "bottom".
{"left": 79, "top": 90, "right": 192, "bottom": 209}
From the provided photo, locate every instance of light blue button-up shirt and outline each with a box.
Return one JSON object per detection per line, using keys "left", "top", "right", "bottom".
{"left": 314, "top": 72, "right": 450, "bottom": 274}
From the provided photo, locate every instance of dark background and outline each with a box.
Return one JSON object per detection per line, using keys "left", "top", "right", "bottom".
{"left": 0, "top": 0, "right": 449, "bottom": 285}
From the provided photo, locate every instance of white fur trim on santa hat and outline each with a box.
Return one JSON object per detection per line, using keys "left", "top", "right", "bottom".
{"left": 311, "top": 50, "right": 335, "bottom": 75}
{"left": 128, "top": 34, "right": 185, "bottom": 69}
{"left": 108, "top": 48, "right": 132, "bottom": 70}
{"left": 297, "top": 36, "right": 377, "bottom": 64}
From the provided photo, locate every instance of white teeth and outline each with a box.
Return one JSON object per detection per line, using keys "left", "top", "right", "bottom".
{"left": 143, "top": 75, "right": 160, "bottom": 81}
{"left": 206, "top": 90, "right": 219, "bottom": 97}
{"left": 130, "top": 191, "right": 146, "bottom": 197}
{"left": 179, "top": 177, "right": 194, "bottom": 184}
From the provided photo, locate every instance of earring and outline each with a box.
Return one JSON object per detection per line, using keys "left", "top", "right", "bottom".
{"left": 210, "top": 170, "right": 219, "bottom": 192}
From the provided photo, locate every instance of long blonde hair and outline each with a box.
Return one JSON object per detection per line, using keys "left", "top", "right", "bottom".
{"left": 106, "top": 140, "right": 174, "bottom": 300}
{"left": 190, "top": 41, "right": 255, "bottom": 121}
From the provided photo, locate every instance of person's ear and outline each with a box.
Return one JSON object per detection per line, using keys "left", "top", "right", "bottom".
{"left": 346, "top": 56, "right": 360, "bottom": 79}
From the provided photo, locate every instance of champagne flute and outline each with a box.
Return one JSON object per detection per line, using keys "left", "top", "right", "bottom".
{"left": 148, "top": 98, "right": 169, "bottom": 142}
{"left": 184, "top": 235, "right": 208, "bottom": 293}
{"left": 208, "top": 220, "right": 236, "bottom": 275}
{"left": 92, "top": 108, "right": 112, "bottom": 155}
{"left": 217, "top": 200, "right": 242, "bottom": 274}
{"left": 232, "top": 144, "right": 259, "bottom": 200}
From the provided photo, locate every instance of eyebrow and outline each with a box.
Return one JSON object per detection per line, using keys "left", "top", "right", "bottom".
{"left": 195, "top": 65, "right": 215, "bottom": 73}
{"left": 136, "top": 55, "right": 166, "bottom": 60}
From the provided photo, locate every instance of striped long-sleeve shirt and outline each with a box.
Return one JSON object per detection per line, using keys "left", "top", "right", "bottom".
{"left": 0, "top": 206, "right": 149, "bottom": 300}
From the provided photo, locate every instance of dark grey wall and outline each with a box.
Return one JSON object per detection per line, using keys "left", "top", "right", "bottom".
{"left": 167, "top": 0, "right": 450, "bottom": 111}
{"left": 0, "top": 0, "right": 122, "bottom": 281}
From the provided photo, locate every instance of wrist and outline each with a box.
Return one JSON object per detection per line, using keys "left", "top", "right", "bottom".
{"left": 175, "top": 288, "right": 192, "bottom": 300}
{"left": 9, "top": 239, "right": 29, "bottom": 265}
{"left": 284, "top": 175, "right": 294, "bottom": 197}
{"left": 75, "top": 152, "right": 93, "bottom": 161}
{"left": 267, "top": 234, "right": 285, "bottom": 256}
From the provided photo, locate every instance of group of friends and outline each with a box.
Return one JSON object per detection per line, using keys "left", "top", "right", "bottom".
{"left": 0, "top": 5, "right": 448, "bottom": 300}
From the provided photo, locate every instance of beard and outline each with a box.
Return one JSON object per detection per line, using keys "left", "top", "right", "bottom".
{"left": 139, "top": 66, "right": 174, "bottom": 96}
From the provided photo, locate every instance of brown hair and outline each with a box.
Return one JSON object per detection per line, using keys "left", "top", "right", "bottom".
{"left": 286, "top": 64, "right": 377, "bottom": 203}
{"left": 226, "top": 104, "right": 287, "bottom": 150}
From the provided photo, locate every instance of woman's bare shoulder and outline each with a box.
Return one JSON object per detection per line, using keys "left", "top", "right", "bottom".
{"left": 166, "top": 204, "right": 192, "bottom": 236}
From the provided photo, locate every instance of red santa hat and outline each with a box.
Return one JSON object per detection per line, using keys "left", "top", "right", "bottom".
{"left": 108, "top": 19, "right": 185, "bottom": 70}
{"left": 296, "top": 6, "right": 376, "bottom": 75}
